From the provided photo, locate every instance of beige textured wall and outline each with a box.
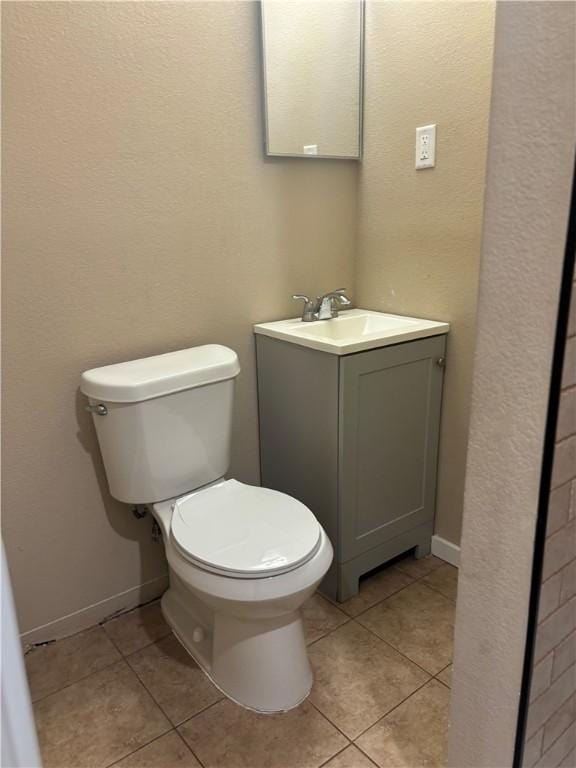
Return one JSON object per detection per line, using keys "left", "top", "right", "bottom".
{"left": 1, "top": 1, "right": 357, "bottom": 638}
{"left": 356, "top": 1, "right": 496, "bottom": 545}
{"left": 448, "top": 2, "right": 576, "bottom": 765}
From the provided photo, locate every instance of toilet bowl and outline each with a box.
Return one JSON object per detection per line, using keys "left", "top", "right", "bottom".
{"left": 153, "top": 480, "right": 333, "bottom": 712}
{"left": 80, "top": 345, "right": 333, "bottom": 713}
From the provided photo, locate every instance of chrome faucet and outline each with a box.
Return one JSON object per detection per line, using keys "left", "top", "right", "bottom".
{"left": 292, "top": 289, "right": 352, "bottom": 322}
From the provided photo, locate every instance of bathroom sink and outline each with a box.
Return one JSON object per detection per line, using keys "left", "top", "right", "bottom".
{"left": 254, "top": 309, "right": 449, "bottom": 354}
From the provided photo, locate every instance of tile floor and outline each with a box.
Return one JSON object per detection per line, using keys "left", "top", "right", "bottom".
{"left": 26, "top": 554, "right": 458, "bottom": 768}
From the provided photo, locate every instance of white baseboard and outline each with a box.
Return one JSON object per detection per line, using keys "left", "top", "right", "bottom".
{"left": 431, "top": 535, "right": 460, "bottom": 567}
{"left": 21, "top": 573, "right": 169, "bottom": 648}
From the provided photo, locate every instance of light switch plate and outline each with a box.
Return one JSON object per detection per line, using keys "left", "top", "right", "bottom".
{"left": 415, "top": 124, "right": 436, "bottom": 169}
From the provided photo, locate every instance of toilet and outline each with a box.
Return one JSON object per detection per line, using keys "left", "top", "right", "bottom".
{"left": 80, "top": 344, "right": 333, "bottom": 713}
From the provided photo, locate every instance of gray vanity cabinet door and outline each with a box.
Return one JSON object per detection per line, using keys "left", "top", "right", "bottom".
{"left": 255, "top": 335, "right": 340, "bottom": 563}
{"left": 338, "top": 336, "right": 446, "bottom": 561}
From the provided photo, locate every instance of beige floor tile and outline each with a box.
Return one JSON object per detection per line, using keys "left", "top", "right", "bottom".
{"left": 357, "top": 582, "right": 455, "bottom": 675}
{"left": 178, "top": 698, "right": 347, "bottom": 768}
{"left": 303, "top": 594, "right": 349, "bottom": 644}
{"left": 356, "top": 680, "right": 450, "bottom": 768}
{"left": 25, "top": 625, "right": 121, "bottom": 702}
{"left": 308, "top": 621, "right": 429, "bottom": 739}
{"left": 103, "top": 601, "right": 172, "bottom": 656}
{"left": 127, "top": 634, "right": 222, "bottom": 725}
{"left": 422, "top": 564, "right": 458, "bottom": 602}
{"left": 436, "top": 664, "right": 452, "bottom": 688}
{"left": 323, "top": 744, "right": 377, "bottom": 768}
{"left": 337, "top": 566, "right": 414, "bottom": 618}
{"left": 112, "top": 731, "right": 201, "bottom": 768}
{"left": 34, "top": 660, "right": 170, "bottom": 768}
{"left": 394, "top": 554, "right": 443, "bottom": 580}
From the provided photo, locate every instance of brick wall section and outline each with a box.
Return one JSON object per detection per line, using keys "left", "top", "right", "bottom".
{"left": 524, "top": 276, "right": 576, "bottom": 768}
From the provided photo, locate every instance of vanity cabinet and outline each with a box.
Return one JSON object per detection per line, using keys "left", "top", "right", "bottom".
{"left": 255, "top": 333, "right": 447, "bottom": 601}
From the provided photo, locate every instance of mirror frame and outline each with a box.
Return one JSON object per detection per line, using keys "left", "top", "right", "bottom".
{"left": 259, "top": 0, "right": 365, "bottom": 160}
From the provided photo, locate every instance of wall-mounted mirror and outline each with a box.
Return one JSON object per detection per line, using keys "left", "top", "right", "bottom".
{"left": 260, "top": 0, "right": 364, "bottom": 159}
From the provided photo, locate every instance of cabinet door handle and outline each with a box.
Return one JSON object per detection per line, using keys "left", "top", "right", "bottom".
{"left": 436, "top": 357, "right": 446, "bottom": 368}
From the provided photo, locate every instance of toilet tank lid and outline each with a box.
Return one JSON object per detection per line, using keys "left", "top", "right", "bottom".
{"left": 80, "top": 345, "right": 240, "bottom": 403}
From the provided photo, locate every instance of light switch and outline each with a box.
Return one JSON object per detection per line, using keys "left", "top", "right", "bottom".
{"left": 303, "top": 144, "right": 318, "bottom": 155}
{"left": 415, "top": 124, "right": 436, "bottom": 169}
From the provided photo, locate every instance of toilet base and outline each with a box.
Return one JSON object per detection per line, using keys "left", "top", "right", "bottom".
{"left": 161, "top": 581, "right": 313, "bottom": 714}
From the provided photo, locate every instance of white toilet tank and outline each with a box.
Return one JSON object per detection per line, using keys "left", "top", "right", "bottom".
{"left": 80, "top": 345, "right": 241, "bottom": 504}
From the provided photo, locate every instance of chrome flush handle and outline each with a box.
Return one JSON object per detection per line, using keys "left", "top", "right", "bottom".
{"left": 85, "top": 403, "right": 108, "bottom": 416}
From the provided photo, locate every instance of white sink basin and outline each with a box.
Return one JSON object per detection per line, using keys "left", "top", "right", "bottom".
{"left": 254, "top": 309, "right": 449, "bottom": 355}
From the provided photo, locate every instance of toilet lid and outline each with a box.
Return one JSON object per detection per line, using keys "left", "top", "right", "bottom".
{"left": 170, "top": 480, "right": 321, "bottom": 577}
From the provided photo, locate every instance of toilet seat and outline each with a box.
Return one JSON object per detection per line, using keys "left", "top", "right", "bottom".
{"left": 170, "top": 480, "right": 321, "bottom": 579}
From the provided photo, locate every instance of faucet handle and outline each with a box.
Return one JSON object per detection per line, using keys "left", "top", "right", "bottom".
{"left": 330, "top": 289, "right": 352, "bottom": 306}
{"left": 292, "top": 294, "right": 317, "bottom": 322}
{"left": 316, "top": 288, "right": 352, "bottom": 320}
{"left": 322, "top": 288, "right": 351, "bottom": 302}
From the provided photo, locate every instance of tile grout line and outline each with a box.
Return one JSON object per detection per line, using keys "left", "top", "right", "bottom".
{"left": 354, "top": 739, "right": 384, "bottom": 766}
{"left": 123, "top": 659, "right": 220, "bottom": 768}
{"left": 305, "top": 560, "right": 455, "bottom": 712}
{"left": 434, "top": 676, "right": 451, "bottom": 691}
{"left": 307, "top": 698, "right": 354, "bottom": 745}
{"left": 317, "top": 741, "right": 378, "bottom": 768}
{"left": 305, "top": 624, "right": 448, "bottom": 747}
{"left": 124, "top": 649, "right": 225, "bottom": 731}
{"left": 433, "top": 661, "right": 452, "bottom": 690}
{"left": 176, "top": 696, "right": 348, "bottom": 768}
{"left": 28, "top": 610, "right": 174, "bottom": 706}
{"left": 348, "top": 745, "right": 380, "bottom": 768}
{"left": 353, "top": 617, "right": 448, "bottom": 680}
{"left": 315, "top": 561, "right": 438, "bottom": 631}
{"left": 121, "top": 631, "right": 176, "bottom": 664}
{"left": 306, "top": 616, "right": 353, "bottom": 648}
{"left": 104, "top": 727, "right": 208, "bottom": 768}
{"left": 105, "top": 728, "right": 180, "bottom": 768}
{"left": 103, "top": 625, "right": 173, "bottom": 659}
{"left": 416, "top": 581, "right": 457, "bottom": 604}
{"left": 174, "top": 695, "right": 226, "bottom": 731}
{"left": 31, "top": 628, "right": 185, "bottom": 711}
{"left": 30, "top": 655, "right": 128, "bottom": 706}
{"left": 306, "top": 609, "right": 437, "bottom": 684}
{"left": 322, "top": 570, "right": 417, "bottom": 616}
{"left": 321, "top": 553, "right": 447, "bottom": 616}
{"left": 317, "top": 743, "right": 352, "bottom": 768}
{"left": 352, "top": 676, "right": 434, "bottom": 744}
{"left": 174, "top": 728, "right": 208, "bottom": 768}
{"left": 306, "top": 572, "right": 429, "bottom": 649}
{"left": 347, "top": 559, "right": 453, "bottom": 620}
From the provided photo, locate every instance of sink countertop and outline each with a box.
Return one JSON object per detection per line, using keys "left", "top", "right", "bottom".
{"left": 254, "top": 308, "right": 450, "bottom": 355}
